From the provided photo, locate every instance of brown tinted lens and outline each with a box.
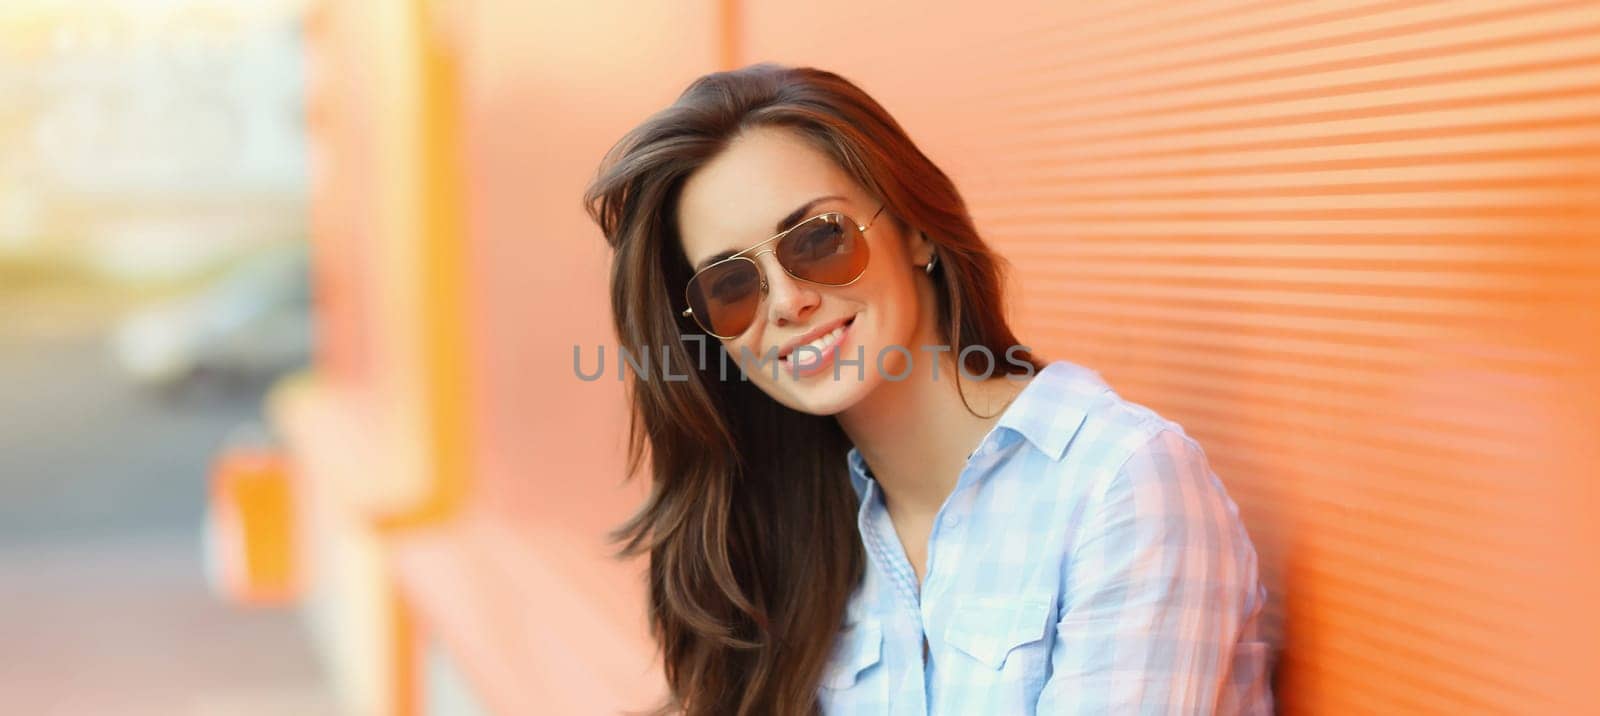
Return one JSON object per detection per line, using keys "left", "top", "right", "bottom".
{"left": 777, "top": 214, "right": 869, "bottom": 285}
{"left": 686, "top": 257, "right": 762, "bottom": 337}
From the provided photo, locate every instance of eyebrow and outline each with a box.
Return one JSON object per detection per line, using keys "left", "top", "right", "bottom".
{"left": 692, "top": 195, "right": 847, "bottom": 273}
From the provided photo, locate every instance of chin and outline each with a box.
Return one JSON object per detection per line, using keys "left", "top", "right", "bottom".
{"left": 786, "top": 371, "right": 881, "bottom": 415}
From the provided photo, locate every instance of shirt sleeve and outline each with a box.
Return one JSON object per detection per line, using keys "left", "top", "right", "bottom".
{"left": 1034, "top": 427, "right": 1272, "bottom": 714}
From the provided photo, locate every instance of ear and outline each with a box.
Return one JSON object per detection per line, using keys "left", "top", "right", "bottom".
{"left": 906, "top": 227, "right": 937, "bottom": 265}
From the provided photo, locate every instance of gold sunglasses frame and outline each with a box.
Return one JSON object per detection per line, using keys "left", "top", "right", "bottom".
{"left": 681, "top": 204, "right": 886, "bottom": 339}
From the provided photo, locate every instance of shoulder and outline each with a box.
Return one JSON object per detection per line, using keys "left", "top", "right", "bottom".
{"left": 1066, "top": 400, "right": 1257, "bottom": 587}
{"left": 1024, "top": 361, "right": 1241, "bottom": 537}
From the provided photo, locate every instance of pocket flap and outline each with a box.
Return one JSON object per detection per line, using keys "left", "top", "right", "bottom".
{"left": 944, "top": 594, "right": 1054, "bottom": 670}
{"left": 821, "top": 619, "right": 883, "bottom": 689}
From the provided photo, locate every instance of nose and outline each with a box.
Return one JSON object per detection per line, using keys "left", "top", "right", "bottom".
{"left": 753, "top": 250, "right": 817, "bottom": 328}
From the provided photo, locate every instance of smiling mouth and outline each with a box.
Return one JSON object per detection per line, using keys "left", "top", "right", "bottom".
{"left": 778, "top": 315, "right": 856, "bottom": 373}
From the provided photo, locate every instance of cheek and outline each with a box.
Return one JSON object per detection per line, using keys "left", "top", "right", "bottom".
{"left": 723, "top": 335, "right": 777, "bottom": 377}
{"left": 880, "top": 266, "right": 922, "bottom": 315}
{"left": 724, "top": 336, "right": 755, "bottom": 364}
{"left": 853, "top": 276, "right": 922, "bottom": 346}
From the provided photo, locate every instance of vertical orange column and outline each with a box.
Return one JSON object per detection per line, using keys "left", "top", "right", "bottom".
{"left": 282, "top": 0, "right": 476, "bottom": 712}
{"left": 372, "top": 0, "right": 473, "bottom": 533}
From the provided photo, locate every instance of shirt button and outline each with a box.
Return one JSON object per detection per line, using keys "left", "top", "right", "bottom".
{"left": 943, "top": 514, "right": 961, "bottom": 529}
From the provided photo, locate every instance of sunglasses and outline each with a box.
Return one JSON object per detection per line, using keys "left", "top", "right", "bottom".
{"left": 681, "top": 204, "right": 886, "bottom": 339}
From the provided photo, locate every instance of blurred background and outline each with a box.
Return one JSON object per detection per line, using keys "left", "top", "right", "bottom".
{"left": 2, "top": 1, "right": 1598, "bottom": 715}
{"left": 0, "top": 0, "right": 329, "bottom": 714}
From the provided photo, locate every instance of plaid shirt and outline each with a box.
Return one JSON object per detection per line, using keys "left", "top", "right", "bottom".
{"left": 820, "top": 360, "right": 1274, "bottom": 715}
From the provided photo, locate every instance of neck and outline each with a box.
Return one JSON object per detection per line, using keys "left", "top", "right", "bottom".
{"left": 836, "top": 351, "right": 1027, "bottom": 519}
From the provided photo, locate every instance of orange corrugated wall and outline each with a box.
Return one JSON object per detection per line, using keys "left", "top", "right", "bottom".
{"left": 740, "top": 1, "right": 1600, "bottom": 713}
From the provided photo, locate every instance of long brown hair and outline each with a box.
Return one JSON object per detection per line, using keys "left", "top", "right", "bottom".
{"left": 583, "top": 63, "right": 1043, "bottom": 715}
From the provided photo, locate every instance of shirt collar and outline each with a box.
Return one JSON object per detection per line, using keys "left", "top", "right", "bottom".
{"left": 994, "top": 360, "right": 1101, "bottom": 461}
{"left": 844, "top": 360, "right": 1103, "bottom": 494}
{"left": 846, "top": 445, "right": 874, "bottom": 500}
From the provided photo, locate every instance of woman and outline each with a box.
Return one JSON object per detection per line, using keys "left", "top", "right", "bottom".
{"left": 583, "top": 63, "right": 1274, "bottom": 715}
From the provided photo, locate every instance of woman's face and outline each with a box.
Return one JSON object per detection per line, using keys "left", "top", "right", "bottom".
{"left": 675, "top": 125, "right": 937, "bottom": 416}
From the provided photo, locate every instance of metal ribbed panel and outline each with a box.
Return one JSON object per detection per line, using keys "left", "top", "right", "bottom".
{"left": 745, "top": 1, "right": 1600, "bottom": 712}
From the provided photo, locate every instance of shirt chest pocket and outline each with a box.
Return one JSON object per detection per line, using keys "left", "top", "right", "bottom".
{"left": 942, "top": 593, "right": 1055, "bottom": 679}
{"left": 820, "top": 619, "right": 884, "bottom": 690}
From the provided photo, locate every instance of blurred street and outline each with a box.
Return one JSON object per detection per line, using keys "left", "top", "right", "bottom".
{"left": 0, "top": 295, "right": 337, "bottom": 715}
{"left": 0, "top": 3, "right": 338, "bottom": 712}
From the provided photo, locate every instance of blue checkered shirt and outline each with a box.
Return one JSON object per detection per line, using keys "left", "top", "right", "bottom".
{"left": 820, "top": 360, "right": 1274, "bottom": 714}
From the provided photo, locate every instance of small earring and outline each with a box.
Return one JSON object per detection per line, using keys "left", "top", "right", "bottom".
{"left": 923, "top": 254, "right": 938, "bottom": 275}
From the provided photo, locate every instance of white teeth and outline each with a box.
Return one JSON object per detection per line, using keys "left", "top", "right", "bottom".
{"left": 784, "top": 323, "right": 849, "bottom": 363}
{"left": 807, "top": 326, "right": 844, "bottom": 352}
